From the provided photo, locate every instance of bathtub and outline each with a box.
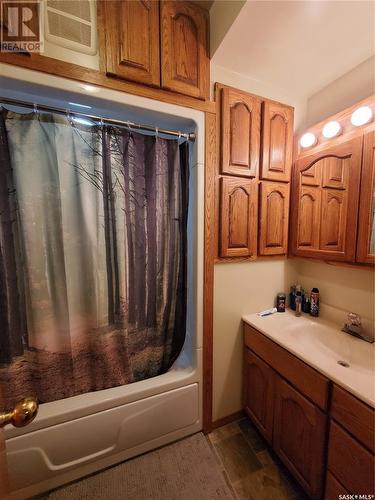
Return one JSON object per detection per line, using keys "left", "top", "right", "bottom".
{"left": 0, "top": 65, "right": 204, "bottom": 499}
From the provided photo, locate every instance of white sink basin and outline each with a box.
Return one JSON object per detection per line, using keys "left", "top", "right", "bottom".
{"left": 243, "top": 309, "right": 375, "bottom": 407}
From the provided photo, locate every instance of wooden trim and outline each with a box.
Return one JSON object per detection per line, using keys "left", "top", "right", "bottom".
{"left": 0, "top": 54, "right": 216, "bottom": 114}
{"left": 296, "top": 95, "right": 375, "bottom": 159}
{"left": 203, "top": 111, "right": 216, "bottom": 433}
{"left": 292, "top": 255, "right": 374, "bottom": 270}
{"left": 211, "top": 410, "right": 245, "bottom": 431}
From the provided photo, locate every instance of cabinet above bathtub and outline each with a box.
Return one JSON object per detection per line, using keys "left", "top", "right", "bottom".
{"left": 100, "top": 1, "right": 209, "bottom": 100}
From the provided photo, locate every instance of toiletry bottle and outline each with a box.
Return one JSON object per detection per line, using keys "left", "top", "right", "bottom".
{"left": 289, "top": 285, "right": 296, "bottom": 310}
{"left": 310, "top": 288, "right": 320, "bottom": 317}
{"left": 276, "top": 293, "right": 286, "bottom": 312}
{"left": 295, "top": 291, "right": 302, "bottom": 317}
{"left": 302, "top": 295, "right": 310, "bottom": 314}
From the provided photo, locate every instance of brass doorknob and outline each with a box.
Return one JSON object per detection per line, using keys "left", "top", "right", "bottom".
{"left": 0, "top": 397, "right": 38, "bottom": 428}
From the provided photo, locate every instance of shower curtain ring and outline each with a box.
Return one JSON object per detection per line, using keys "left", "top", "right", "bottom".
{"left": 155, "top": 127, "right": 159, "bottom": 138}
{"left": 33, "top": 103, "right": 39, "bottom": 118}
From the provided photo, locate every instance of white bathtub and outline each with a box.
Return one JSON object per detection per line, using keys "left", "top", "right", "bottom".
{"left": 0, "top": 65, "right": 205, "bottom": 500}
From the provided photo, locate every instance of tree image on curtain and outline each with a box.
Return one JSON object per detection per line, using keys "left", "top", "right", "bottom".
{"left": 0, "top": 110, "right": 189, "bottom": 407}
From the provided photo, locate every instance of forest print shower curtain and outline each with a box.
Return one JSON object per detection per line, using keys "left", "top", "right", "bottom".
{"left": 0, "top": 109, "right": 189, "bottom": 407}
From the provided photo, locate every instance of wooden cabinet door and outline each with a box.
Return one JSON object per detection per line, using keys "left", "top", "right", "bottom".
{"left": 296, "top": 186, "right": 321, "bottom": 250}
{"left": 292, "top": 136, "right": 362, "bottom": 261}
{"left": 357, "top": 131, "right": 375, "bottom": 264}
{"left": 273, "top": 377, "right": 327, "bottom": 499}
{"left": 104, "top": 1, "right": 160, "bottom": 86}
{"left": 243, "top": 349, "right": 275, "bottom": 444}
{"left": 325, "top": 472, "right": 348, "bottom": 500}
{"left": 221, "top": 88, "right": 261, "bottom": 177}
{"left": 220, "top": 177, "right": 258, "bottom": 258}
{"left": 160, "top": 1, "right": 209, "bottom": 99}
{"left": 261, "top": 102, "right": 294, "bottom": 182}
{"left": 258, "top": 181, "right": 289, "bottom": 256}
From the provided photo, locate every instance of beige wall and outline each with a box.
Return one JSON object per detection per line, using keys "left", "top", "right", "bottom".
{"left": 305, "top": 56, "right": 375, "bottom": 128}
{"left": 213, "top": 260, "right": 297, "bottom": 420}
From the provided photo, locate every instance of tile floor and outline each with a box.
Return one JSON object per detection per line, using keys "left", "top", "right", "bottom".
{"left": 207, "top": 417, "right": 308, "bottom": 500}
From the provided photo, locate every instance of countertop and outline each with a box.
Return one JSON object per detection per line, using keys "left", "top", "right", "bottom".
{"left": 242, "top": 309, "right": 375, "bottom": 408}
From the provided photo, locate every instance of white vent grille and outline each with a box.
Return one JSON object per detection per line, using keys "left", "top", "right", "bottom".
{"left": 45, "top": 0, "right": 97, "bottom": 55}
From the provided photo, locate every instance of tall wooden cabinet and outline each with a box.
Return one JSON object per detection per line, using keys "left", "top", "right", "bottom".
{"left": 101, "top": 1, "right": 209, "bottom": 100}
{"left": 216, "top": 84, "right": 294, "bottom": 259}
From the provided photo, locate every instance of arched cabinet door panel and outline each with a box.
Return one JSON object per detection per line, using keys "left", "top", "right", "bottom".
{"left": 220, "top": 177, "right": 258, "bottom": 258}
{"left": 221, "top": 88, "right": 261, "bottom": 177}
{"left": 297, "top": 186, "right": 321, "bottom": 250}
{"left": 292, "top": 136, "right": 362, "bottom": 262}
{"left": 243, "top": 349, "right": 275, "bottom": 444}
{"left": 160, "top": 1, "right": 209, "bottom": 99}
{"left": 259, "top": 181, "right": 290, "bottom": 256}
{"left": 261, "top": 102, "right": 294, "bottom": 182}
{"left": 320, "top": 190, "right": 347, "bottom": 252}
{"left": 273, "top": 377, "right": 326, "bottom": 499}
{"left": 356, "top": 131, "right": 375, "bottom": 264}
{"left": 104, "top": 0, "right": 160, "bottom": 86}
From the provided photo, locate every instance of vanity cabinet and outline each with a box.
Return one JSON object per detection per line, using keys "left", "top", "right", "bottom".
{"left": 356, "top": 131, "right": 375, "bottom": 264}
{"left": 243, "top": 349, "right": 275, "bottom": 443}
{"left": 292, "top": 137, "right": 362, "bottom": 262}
{"left": 243, "top": 322, "right": 375, "bottom": 500}
{"left": 101, "top": 1, "right": 209, "bottom": 100}
{"left": 273, "top": 378, "right": 326, "bottom": 498}
{"left": 325, "top": 385, "right": 375, "bottom": 498}
{"left": 243, "top": 323, "right": 328, "bottom": 499}
{"left": 216, "top": 84, "right": 294, "bottom": 260}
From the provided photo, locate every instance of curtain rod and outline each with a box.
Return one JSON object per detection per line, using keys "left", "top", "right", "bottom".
{"left": 0, "top": 96, "right": 196, "bottom": 142}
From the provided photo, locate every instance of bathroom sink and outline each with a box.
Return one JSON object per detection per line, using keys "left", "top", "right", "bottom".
{"left": 243, "top": 309, "right": 375, "bottom": 407}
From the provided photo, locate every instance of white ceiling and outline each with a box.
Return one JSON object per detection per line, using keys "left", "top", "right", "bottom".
{"left": 211, "top": 1, "right": 375, "bottom": 102}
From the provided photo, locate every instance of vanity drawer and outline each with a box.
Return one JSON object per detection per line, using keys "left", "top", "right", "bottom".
{"left": 328, "top": 421, "right": 375, "bottom": 494}
{"left": 244, "top": 324, "right": 329, "bottom": 410}
{"left": 331, "top": 384, "right": 374, "bottom": 453}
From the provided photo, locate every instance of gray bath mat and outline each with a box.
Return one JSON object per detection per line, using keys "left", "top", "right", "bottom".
{"left": 45, "top": 433, "right": 234, "bottom": 499}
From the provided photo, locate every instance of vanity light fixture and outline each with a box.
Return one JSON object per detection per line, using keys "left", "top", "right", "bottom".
{"left": 322, "top": 120, "right": 341, "bottom": 138}
{"left": 350, "top": 106, "right": 373, "bottom": 127}
{"left": 299, "top": 132, "right": 317, "bottom": 148}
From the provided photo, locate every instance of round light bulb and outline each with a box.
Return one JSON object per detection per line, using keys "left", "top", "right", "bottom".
{"left": 350, "top": 106, "right": 373, "bottom": 127}
{"left": 300, "top": 132, "right": 317, "bottom": 148}
{"left": 322, "top": 121, "right": 341, "bottom": 138}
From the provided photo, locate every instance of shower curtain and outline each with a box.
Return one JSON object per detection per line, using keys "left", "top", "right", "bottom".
{"left": 0, "top": 109, "right": 189, "bottom": 407}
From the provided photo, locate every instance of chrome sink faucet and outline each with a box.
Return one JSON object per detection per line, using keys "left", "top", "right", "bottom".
{"left": 342, "top": 312, "right": 374, "bottom": 343}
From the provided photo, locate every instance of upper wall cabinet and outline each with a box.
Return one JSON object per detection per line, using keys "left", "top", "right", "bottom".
{"left": 101, "top": 1, "right": 209, "bottom": 100}
{"left": 261, "top": 102, "right": 294, "bottom": 182}
{"left": 221, "top": 88, "right": 261, "bottom": 177}
{"left": 259, "top": 181, "right": 290, "bottom": 256}
{"left": 356, "top": 131, "right": 375, "bottom": 264}
{"left": 161, "top": 1, "right": 209, "bottom": 99}
{"left": 103, "top": 0, "right": 160, "bottom": 86}
{"left": 220, "top": 177, "right": 258, "bottom": 258}
{"left": 292, "top": 137, "right": 362, "bottom": 262}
